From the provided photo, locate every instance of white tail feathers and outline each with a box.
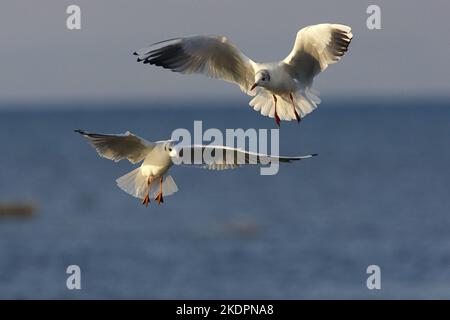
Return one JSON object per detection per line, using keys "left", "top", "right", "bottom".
{"left": 161, "top": 175, "right": 178, "bottom": 197}
{"left": 115, "top": 167, "right": 178, "bottom": 199}
{"left": 116, "top": 167, "right": 146, "bottom": 199}
{"left": 249, "top": 88, "right": 321, "bottom": 121}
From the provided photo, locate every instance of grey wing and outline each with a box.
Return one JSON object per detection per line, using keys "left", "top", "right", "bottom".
{"left": 283, "top": 24, "right": 353, "bottom": 86}
{"left": 75, "top": 129, "right": 155, "bottom": 164}
{"left": 134, "top": 35, "right": 257, "bottom": 95}
{"left": 172, "top": 145, "right": 317, "bottom": 170}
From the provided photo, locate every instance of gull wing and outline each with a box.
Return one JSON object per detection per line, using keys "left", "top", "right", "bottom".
{"left": 283, "top": 24, "right": 353, "bottom": 86}
{"left": 75, "top": 129, "right": 155, "bottom": 164}
{"left": 172, "top": 145, "right": 317, "bottom": 170}
{"left": 134, "top": 35, "right": 257, "bottom": 95}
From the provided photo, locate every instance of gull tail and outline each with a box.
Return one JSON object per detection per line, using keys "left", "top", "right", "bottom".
{"left": 160, "top": 175, "right": 178, "bottom": 197}
{"left": 249, "top": 88, "right": 321, "bottom": 121}
{"left": 115, "top": 168, "right": 178, "bottom": 200}
{"left": 116, "top": 168, "right": 148, "bottom": 199}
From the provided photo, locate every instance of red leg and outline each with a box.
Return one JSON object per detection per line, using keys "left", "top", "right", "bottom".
{"left": 142, "top": 194, "right": 150, "bottom": 207}
{"left": 154, "top": 176, "right": 164, "bottom": 205}
{"left": 142, "top": 177, "right": 152, "bottom": 207}
{"left": 272, "top": 95, "right": 280, "bottom": 127}
{"left": 289, "top": 93, "right": 301, "bottom": 123}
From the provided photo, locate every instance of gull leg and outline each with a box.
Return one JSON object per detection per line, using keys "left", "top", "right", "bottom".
{"left": 289, "top": 93, "right": 301, "bottom": 123}
{"left": 142, "top": 194, "right": 150, "bottom": 207}
{"left": 154, "top": 176, "right": 164, "bottom": 205}
{"left": 142, "top": 178, "right": 152, "bottom": 207}
{"left": 272, "top": 95, "right": 280, "bottom": 127}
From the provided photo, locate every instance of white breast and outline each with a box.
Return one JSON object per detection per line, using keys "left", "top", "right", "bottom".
{"left": 140, "top": 164, "right": 169, "bottom": 177}
{"left": 140, "top": 144, "right": 173, "bottom": 177}
{"left": 267, "top": 64, "right": 297, "bottom": 94}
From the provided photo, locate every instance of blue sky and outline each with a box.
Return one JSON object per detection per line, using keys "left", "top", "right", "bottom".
{"left": 1, "top": 0, "right": 449, "bottom": 105}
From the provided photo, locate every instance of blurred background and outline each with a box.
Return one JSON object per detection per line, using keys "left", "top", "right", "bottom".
{"left": 0, "top": 0, "right": 449, "bottom": 299}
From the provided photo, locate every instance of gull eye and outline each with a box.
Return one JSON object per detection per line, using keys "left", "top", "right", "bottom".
{"left": 168, "top": 148, "right": 172, "bottom": 152}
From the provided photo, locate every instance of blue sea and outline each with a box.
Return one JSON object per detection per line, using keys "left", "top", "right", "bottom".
{"left": 0, "top": 97, "right": 449, "bottom": 299}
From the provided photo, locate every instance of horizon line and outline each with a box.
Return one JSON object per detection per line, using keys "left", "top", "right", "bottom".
{"left": 0, "top": 94, "right": 449, "bottom": 111}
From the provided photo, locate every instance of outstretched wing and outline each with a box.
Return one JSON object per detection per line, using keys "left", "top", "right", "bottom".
{"left": 283, "top": 24, "right": 353, "bottom": 86}
{"left": 75, "top": 130, "right": 155, "bottom": 164}
{"left": 134, "top": 35, "right": 257, "bottom": 94}
{"left": 171, "top": 145, "right": 317, "bottom": 170}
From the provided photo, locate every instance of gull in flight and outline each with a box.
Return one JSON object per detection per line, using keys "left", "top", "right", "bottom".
{"left": 134, "top": 23, "right": 352, "bottom": 126}
{"left": 76, "top": 130, "right": 317, "bottom": 206}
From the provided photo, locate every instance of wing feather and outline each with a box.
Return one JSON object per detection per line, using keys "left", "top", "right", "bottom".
{"left": 134, "top": 35, "right": 256, "bottom": 94}
{"left": 75, "top": 130, "right": 154, "bottom": 164}
{"left": 172, "top": 145, "right": 317, "bottom": 170}
{"left": 283, "top": 24, "right": 353, "bottom": 86}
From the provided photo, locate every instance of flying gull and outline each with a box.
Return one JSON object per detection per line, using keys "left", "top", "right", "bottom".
{"left": 76, "top": 130, "right": 317, "bottom": 206}
{"left": 134, "top": 23, "right": 353, "bottom": 126}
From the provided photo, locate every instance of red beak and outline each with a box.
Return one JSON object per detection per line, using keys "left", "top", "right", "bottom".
{"left": 250, "top": 83, "right": 257, "bottom": 91}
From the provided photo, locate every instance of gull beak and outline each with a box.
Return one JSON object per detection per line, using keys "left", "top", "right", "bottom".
{"left": 250, "top": 83, "right": 258, "bottom": 91}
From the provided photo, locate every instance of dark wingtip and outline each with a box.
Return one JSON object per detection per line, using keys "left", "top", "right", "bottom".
{"left": 311, "top": 153, "right": 319, "bottom": 157}
{"left": 74, "top": 129, "right": 86, "bottom": 135}
{"left": 133, "top": 51, "right": 138, "bottom": 56}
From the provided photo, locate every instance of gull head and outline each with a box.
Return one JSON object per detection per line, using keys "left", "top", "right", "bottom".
{"left": 163, "top": 141, "right": 178, "bottom": 157}
{"left": 251, "top": 70, "right": 271, "bottom": 90}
